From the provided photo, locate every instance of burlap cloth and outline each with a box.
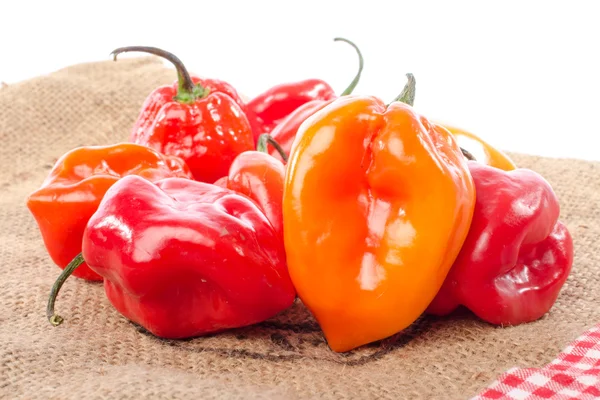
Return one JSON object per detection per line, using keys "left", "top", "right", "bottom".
{"left": 1, "top": 57, "right": 598, "bottom": 400}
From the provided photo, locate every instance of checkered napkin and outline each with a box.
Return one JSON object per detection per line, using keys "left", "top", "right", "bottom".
{"left": 473, "top": 324, "right": 600, "bottom": 400}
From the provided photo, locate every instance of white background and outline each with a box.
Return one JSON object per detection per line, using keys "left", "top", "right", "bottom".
{"left": 2, "top": 0, "right": 599, "bottom": 161}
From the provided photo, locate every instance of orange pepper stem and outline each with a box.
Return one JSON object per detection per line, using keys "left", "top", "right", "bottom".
{"left": 334, "top": 38, "right": 364, "bottom": 96}
{"left": 257, "top": 134, "right": 288, "bottom": 162}
{"left": 461, "top": 147, "right": 476, "bottom": 161}
{"left": 390, "top": 73, "right": 416, "bottom": 106}
{"left": 46, "top": 252, "right": 85, "bottom": 327}
{"left": 110, "top": 46, "right": 209, "bottom": 104}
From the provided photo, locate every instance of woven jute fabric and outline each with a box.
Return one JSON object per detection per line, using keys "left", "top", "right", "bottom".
{"left": 1, "top": 57, "right": 598, "bottom": 400}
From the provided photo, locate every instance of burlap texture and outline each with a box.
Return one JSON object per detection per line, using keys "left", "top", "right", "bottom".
{"left": 1, "top": 57, "right": 598, "bottom": 400}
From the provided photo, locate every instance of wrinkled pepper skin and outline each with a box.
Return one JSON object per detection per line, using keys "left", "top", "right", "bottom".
{"left": 246, "top": 79, "right": 336, "bottom": 136}
{"left": 131, "top": 75, "right": 257, "bottom": 146}
{"left": 26, "top": 144, "right": 192, "bottom": 281}
{"left": 214, "top": 151, "right": 285, "bottom": 240}
{"left": 112, "top": 46, "right": 255, "bottom": 184}
{"left": 427, "top": 162, "right": 573, "bottom": 325}
{"left": 283, "top": 96, "right": 476, "bottom": 352}
{"left": 129, "top": 76, "right": 255, "bottom": 183}
{"left": 438, "top": 123, "right": 517, "bottom": 171}
{"left": 82, "top": 175, "right": 296, "bottom": 338}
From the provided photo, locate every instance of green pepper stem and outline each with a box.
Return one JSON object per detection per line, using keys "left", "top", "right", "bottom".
{"left": 46, "top": 253, "right": 85, "bottom": 327}
{"left": 110, "top": 46, "right": 208, "bottom": 104}
{"left": 461, "top": 147, "right": 476, "bottom": 161}
{"left": 334, "top": 38, "right": 364, "bottom": 96}
{"left": 257, "top": 134, "right": 288, "bottom": 162}
{"left": 391, "top": 73, "right": 416, "bottom": 106}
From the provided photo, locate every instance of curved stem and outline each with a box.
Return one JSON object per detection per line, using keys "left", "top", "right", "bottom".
{"left": 110, "top": 46, "right": 206, "bottom": 103}
{"left": 391, "top": 73, "right": 416, "bottom": 106}
{"left": 47, "top": 253, "right": 85, "bottom": 326}
{"left": 334, "top": 38, "right": 364, "bottom": 96}
{"left": 257, "top": 134, "right": 289, "bottom": 162}
{"left": 461, "top": 147, "right": 477, "bottom": 161}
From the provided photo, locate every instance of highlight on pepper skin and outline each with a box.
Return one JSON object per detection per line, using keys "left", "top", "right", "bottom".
{"left": 247, "top": 37, "right": 364, "bottom": 142}
{"left": 35, "top": 41, "right": 574, "bottom": 358}
{"left": 112, "top": 46, "right": 256, "bottom": 183}
{"left": 282, "top": 95, "right": 476, "bottom": 352}
{"left": 26, "top": 143, "right": 193, "bottom": 281}
{"left": 46, "top": 175, "right": 297, "bottom": 339}
{"left": 426, "top": 161, "right": 573, "bottom": 326}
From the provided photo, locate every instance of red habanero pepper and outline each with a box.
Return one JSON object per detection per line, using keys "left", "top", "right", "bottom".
{"left": 247, "top": 79, "right": 334, "bottom": 137}
{"left": 214, "top": 134, "right": 288, "bottom": 239}
{"left": 426, "top": 161, "right": 574, "bottom": 326}
{"left": 47, "top": 175, "right": 296, "bottom": 338}
{"left": 246, "top": 38, "right": 364, "bottom": 141}
{"left": 266, "top": 39, "right": 364, "bottom": 162}
{"left": 112, "top": 46, "right": 255, "bottom": 183}
{"left": 26, "top": 143, "right": 192, "bottom": 281}
{"left": 267, "top": 100, "right": 332, "bottom": 163}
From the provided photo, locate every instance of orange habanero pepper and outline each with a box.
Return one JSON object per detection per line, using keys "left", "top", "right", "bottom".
{"left": 282, "top": 76, "right": 476, "bottom": 352}
{"left": 27, "top": 143, "right": 192, "bottom": 281}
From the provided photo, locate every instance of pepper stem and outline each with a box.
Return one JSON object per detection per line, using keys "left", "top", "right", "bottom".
{"left": 257, "top": 134, "right": 288, "bottom": 162}
{"left": 46, "top": 253, "right": 85, "bottom": 327}
{"left": 334, "top": 38, "right": 364, "bottom": 96}
{"left": 391, "top": 73, "right": 416, "bottom": 106}
{"left": 461, "top": 147, "right": 477, "bottom": 161}
{"left": 110, "top": 46, "right": 208, "bottom": 104}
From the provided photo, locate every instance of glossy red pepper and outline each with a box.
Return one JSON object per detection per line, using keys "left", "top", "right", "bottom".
{"left": 267, "top": 100, "right": 331, "bottom": 162}
{"left": 47, "top": 175, "right": 296, "bottom": 338}
{"left": 112, "top": 46, "right": 255, "bottom": 183}
{"left": 246, "top": 38, "right": 364, "bottom": 142}
{"left": 266, "top": 40, "right": 364, "bottom": 162}
{"left": 247, "top": 78, "right": 334, "bottom": 136}
{"left": 214, "top": 134, "right": 287, "bottom": 239}
{"left": 26, "top": 143, "right": 192, "bottom": 281}
{"left": 426, "top": 161, "right": 574, "bottom": 325}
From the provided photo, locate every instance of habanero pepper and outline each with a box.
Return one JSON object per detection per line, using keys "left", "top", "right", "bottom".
{"left": 47, "top": 175, "right": 296, "bottom": 338}
{"left": 246, "top": 37, "right": 364, "bottom": 142}
{"left": 282, "top": 81, "right": 476, "bottom": 352}
{"left": 268, "top": 100, "right": 332, "bottom": 163}
{"left": 111, "top": 46, "right": 255, "bottom": 183}
{"left": 434, "top": 123, "right": 517, "bottom": 171}
{"left": 26, "top": 143, "right": 192, "bottom": 281}
{"left": 373, "top": 73, "right": 517, "bottom": 171}
{"left": 407, "top": 75, "right": 516, "bottom": 170}
{"left": 214, "top": 134, "right": 288, "bottom": 240}
{"left": 426, "top": 161, "right": 573, "bottom": 325}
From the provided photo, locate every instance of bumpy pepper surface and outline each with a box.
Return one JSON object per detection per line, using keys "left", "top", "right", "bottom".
{"left": 112, "top": 46, "right": 255, "bottom": 183}
{"left": 47, "top": 175, "right": 296, "bottom": 338}
{"left": 26, "top": 143, "right": 192, "bottom": 281}
{"left": 282, "top": 95, "right": 476, "bottom": 352}
{"left": 247, "top": 38, "right": 363, "bottom": 143}
{"left": 426, "top": 161, "right": 573, "bottom": 325}
{"left": 214, "top": 134, "right": 287, "bottom": 240}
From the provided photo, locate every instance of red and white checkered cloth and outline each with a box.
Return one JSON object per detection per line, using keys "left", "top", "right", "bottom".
{"left": 473, "top": 323, "right": 600, "bottom": 400}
